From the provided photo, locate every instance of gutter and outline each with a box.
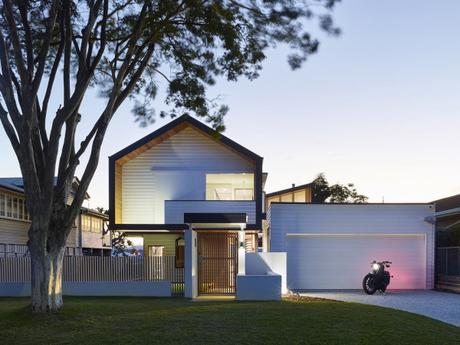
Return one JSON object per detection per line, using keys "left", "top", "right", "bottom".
{"left": 434, "top": 207, "right": 460, "bottom": 219}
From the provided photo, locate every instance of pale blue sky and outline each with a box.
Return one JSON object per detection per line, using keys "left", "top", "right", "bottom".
{"left": 1, "top": 0, "right": 459, "bottom": 208}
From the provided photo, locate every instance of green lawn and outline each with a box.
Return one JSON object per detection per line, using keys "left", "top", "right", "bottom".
{"left": 0, "top": 297, "right": 459, "bottom": 345}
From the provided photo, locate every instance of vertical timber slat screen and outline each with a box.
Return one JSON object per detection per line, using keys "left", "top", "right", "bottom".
{"left": 197, "top": 232, "right": 238, "bottom": 295}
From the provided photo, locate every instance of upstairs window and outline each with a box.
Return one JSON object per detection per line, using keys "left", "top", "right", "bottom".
{"left": 82, "top": 215, "right": 91, "bottom": 232}
{"left": 214, "top": 187, "right": 233, "bottom": 200}
{"left": 0, "top": 194, "right": 5, "bottom": 217}
{"left": 0, "top": 192, "right": 29, "bottom": 221}
{"left": 206, "top": 173, "right": 254, "bottom": 201}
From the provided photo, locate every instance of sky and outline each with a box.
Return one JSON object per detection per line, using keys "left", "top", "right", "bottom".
{"left": 1, "top": 0, "right": 460, "bottom": 209}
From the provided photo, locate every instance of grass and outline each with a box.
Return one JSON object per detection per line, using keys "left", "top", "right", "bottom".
{"left": 0, "top": 296, "right": 459, "bottom": 345}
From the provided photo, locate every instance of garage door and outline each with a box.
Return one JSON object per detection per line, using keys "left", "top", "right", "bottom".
{"left": 287, "top": 234, "right": 427, "bottom": 290}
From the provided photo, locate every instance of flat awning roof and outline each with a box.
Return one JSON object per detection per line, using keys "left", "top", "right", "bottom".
{"left": 184, "top": 212, "right": 247, "bottom": 224}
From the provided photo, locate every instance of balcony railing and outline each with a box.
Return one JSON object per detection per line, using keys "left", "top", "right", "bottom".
{"left": 165, "top": 200, "right": 256, "bottom": 224}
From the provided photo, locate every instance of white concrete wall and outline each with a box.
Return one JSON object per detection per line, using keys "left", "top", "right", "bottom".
{"left": 246, "top": 252, "right": 287, "bottom": 294}
{"left": 165, "top": 200, "right": 256, "bottom": 224}
{"left": 0, "top": 281, "right": 171, "bottom": 297}
{"left": 236, "top": 274, "right": 281, "bottom": 300}
{"left": 122, "top": 126, "right": 255, "bottom": 224}
{"left": 269, "top": 203, "right": 435, "bottom": 289}
{"left": 184, "top": 229, "right": 198, "bottom": 298}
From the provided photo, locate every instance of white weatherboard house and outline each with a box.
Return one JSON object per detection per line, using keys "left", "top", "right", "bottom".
{"left": 109, "top": 115, "right": 435, "bottom": 299}
{"left": 109, "top": 115, "right": 282, "bottom": 299}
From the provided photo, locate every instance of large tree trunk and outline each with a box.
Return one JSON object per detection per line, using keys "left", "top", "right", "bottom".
{"left": 29, "top": 221, "right": 67, "bottom": 312}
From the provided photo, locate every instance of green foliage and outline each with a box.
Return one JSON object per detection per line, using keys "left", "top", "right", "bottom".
{"left": 0, "top": 0, "right": 340, "bottom": 129}
{"left": 111, "top": 231, "right": 134, "bottom": 257}
{"left": 311, "top": 173, "right": 368, "bottom": 203}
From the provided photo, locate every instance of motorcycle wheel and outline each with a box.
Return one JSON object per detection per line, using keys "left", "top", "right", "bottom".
{"left": 363, "top": 274, "right": 377, "bottom": 295}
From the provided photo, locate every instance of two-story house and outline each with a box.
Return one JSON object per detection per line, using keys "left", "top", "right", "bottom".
{"left": 110, "top": 115, "right": 437, "bottom": 298}
{"left": 0, "top": 177, "right": 111, "bottom": 257}
{"left": 109, "top": 115, "right": 264, "bottom": 297}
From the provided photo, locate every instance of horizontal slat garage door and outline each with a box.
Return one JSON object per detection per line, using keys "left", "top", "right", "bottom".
{"left": 287, "top": 234, "right": 426, "bottom": 290}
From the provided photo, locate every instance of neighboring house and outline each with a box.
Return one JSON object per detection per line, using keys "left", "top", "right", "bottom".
{"left": 109, "top": 115, "right": 264, "bottom": 297}
{"left": 263, "top": 183, "right": 313, "bottom": 251}
{"left": 433, "top": 194, "right": 460, "bottom": 292}
{"left": 266, "top": 183, "right": 313, "bottom": 206}
{"left": 0, "top": 177, "right": 111, "bottom": 257}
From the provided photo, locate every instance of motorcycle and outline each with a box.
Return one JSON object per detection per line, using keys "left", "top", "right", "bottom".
{"left": 362, "top": 260, "right": 393, "bottom": 295}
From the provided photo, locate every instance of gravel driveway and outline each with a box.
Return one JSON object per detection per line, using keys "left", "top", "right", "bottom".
{"left": 299, "top": 290, "right": 460, "bottom": 327}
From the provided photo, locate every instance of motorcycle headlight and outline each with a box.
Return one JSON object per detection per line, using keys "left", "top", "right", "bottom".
{"left": 372, "top": 263, "right": 380, "bottom": 271}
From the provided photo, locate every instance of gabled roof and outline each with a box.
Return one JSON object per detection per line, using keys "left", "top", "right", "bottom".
{"left": 110, "top": 114, "right": 263, "bottom": 164}
{"left": 266, "top": 182, "right": 313, "bottom": 198}
{"left": 80, "top": 206, "right": 109, "bottom": 220}
{"left": 434, "top": 193, "right": 460, "bottom": 212}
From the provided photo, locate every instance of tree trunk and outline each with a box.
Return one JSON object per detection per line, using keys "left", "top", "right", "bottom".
{"left": 29, "top": 223, "right": 66, "bottom": 312}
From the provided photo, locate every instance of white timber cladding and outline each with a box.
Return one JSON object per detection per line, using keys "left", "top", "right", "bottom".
{"left": 121, "top": 126, "right": 255, "bottom": 224}
{"left": 165, "top": 200, "right": 256, "bottom": 224}
{"left": 269, "top": 203, "right": 435, "bottom": 289}
{"left": 0, "top": 218, "right": 78, "bottom": 248}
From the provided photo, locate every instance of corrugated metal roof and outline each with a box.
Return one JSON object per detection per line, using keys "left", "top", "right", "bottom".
{"left": 0, "top": 177, "right": 26, "bottom": 193}
{"left": 0, "top": 177, "right": 89, "bottom": 199}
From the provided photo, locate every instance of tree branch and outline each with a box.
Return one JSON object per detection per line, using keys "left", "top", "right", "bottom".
{"left": 17, "top": 1, "right": 35, "bottom": 75}
{"left": 0, "top": 101, "right": 20, "bottom": 153}
{"left": 31, "top": 0, "right": 59, "bottom": 98}
{"left": 2, "top": 0, "right": 29, "bottom": 84}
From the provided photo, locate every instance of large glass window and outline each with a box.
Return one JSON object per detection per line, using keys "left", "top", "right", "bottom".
{"left": 214, "top": 187, "right": 233, "bottom": 200}
{"left": 206, "top": 173, "right": 254, "bottom": 201}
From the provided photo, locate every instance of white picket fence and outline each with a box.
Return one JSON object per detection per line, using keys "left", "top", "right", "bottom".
{"left": 0, "top": 256, "right": 184, "bottom": 286}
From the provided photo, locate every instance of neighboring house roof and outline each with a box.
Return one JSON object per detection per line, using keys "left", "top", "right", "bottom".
{"left": 110, "top": 114, "right": 263, "bottom": 164}
{"left": 0, "top": 177, "right": 90, "bottom": 199}
{"left": 266, "top": 182, "right": 313, "bottom": 198}
{"left": 0, "top": 177, "right": 26, "bottom": 194}
{"left": 433, "top": 194, "right": 460, "bottom": 219}
{"left": 0, "top": 177, "right": 107, "bottom": 220}
{"left": 80, "top": 206, "right": 109, "bottom": 220}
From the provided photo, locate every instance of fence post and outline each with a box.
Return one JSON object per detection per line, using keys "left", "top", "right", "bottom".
{"left": 446, "top": 248, "right": 449, "bottom": 275}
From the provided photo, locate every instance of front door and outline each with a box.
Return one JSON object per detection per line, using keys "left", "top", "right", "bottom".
{"left": 197, "top": 232, "right": 238, "bottom": 295}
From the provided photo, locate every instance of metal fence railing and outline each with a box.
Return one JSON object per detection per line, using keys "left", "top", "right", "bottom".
{"left": 436, "top": 247, "right": 460, "bottom": 277}
{"left": 0, "top": 256, "right": 184, "bottom": 294}
{"left": 436, "top": 247, "right": 460, "bottom": 293}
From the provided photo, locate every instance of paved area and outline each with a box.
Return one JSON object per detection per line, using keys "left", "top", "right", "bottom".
{"left": 299, "top": 290, "right": 460, "bottom": 327}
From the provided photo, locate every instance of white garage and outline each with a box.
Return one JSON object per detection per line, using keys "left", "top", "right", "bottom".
{"left": 269, "top": 203, "right": 435, "bottom": 290}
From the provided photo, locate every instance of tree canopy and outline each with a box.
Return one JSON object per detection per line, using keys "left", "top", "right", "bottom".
{"left": 311, "top": 173, "right": 368, "bottom": 203}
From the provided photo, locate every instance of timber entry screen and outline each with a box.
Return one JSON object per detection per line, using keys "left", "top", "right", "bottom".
{"left": 197, "top": 232, "right": 238, "bottom": 295}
